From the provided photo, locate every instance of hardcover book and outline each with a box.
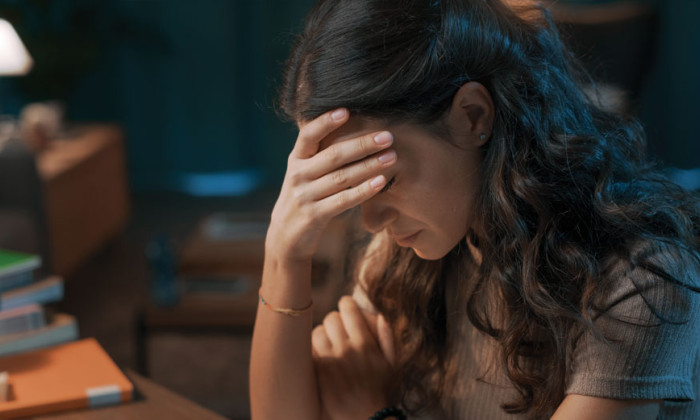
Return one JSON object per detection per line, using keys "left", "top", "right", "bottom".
{"left": 0, "top": 338, "right": 133, "bottom": 418}
{"left": 0, "top": 312, "right": 78, "bottom": 357}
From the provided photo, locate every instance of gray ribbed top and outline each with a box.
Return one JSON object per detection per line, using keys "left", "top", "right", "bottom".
{"left": 354, "top": 244, "right": 700, "bottom": 419}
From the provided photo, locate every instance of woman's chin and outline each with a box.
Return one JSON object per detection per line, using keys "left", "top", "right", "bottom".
{"left": 412, "top": 246, "right": 450, "bottom": 261}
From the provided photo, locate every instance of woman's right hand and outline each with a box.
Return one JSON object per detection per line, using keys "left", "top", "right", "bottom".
{"left": 266, "top": 108, "right": 397, "bottom": 263}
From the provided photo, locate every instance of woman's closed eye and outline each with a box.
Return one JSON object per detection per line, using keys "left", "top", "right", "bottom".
{"left": 380, "top": 177, "right": 396, "bottom": 193}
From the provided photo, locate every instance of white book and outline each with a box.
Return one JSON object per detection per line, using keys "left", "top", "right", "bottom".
{"left": 0, "top": 313, "right": 78, "bottom": 357}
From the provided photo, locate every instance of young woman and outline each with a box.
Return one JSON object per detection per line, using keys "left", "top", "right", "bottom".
{"left": 250, "top": 1, "right": 700, "bottom": 419}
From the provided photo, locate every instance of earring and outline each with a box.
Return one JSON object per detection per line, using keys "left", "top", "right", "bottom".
{"left": 479, "top": 133, "right": 487, "bottom": 141}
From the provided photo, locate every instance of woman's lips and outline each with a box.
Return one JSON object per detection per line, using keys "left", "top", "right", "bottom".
{"left": 393, "top": 230, "right": 421, "bottom": 246}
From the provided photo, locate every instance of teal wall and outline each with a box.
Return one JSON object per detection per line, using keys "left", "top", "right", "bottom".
{"left": 557, "top": 0, "right": 700, "bottom": 169}
{"left": 637, "top": 0, "right": 700, "bottom": 169}
{"left": 1, "top": 0, "right": 698, "bottom": 195}
{"left": 0, "top": 0, "right": 316, "bottom": 193}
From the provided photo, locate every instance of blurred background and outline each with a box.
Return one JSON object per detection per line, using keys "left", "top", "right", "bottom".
{"left": 0, "top": 0, "right": 698, "bottom": 419}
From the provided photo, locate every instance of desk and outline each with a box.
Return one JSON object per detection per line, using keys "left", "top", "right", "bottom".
{"left": 35, "top": 370, "right": 227, "bottom": 420}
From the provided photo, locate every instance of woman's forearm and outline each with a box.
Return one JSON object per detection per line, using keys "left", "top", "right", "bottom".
{"left": 249, "top": 107, "right": 391, "bottom": 419}
{"left": 249, "top": 255, "right": 320, "bottom": 420}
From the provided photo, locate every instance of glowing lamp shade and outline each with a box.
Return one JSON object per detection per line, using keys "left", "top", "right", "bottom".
{"left": 0, "top": 18, "right": 33, "bottom": 76}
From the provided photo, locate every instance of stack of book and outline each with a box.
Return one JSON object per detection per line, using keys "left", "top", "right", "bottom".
{"left": 0, "top": 248, "right": 78, "bottom": 357}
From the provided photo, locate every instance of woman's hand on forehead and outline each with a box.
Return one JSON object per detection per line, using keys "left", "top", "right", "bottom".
{"left": 266, "top": 108, "right": 397, "bottom": 262}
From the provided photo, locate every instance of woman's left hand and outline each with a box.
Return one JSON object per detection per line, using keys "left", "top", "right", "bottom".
{"left": 312, "top": 296, "right": 397, "bottom": 420}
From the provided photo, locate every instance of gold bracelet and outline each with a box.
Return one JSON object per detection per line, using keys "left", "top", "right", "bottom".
{"left": 258, "top": 288, "right": 313, "bottom": 317}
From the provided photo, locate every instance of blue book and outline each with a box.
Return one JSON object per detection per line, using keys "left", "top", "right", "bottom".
{"left": 0, "top": 276, "right": 63, "bottom": 311}
{"left": 0, "top": 312, "right": 78, "bottom": 357}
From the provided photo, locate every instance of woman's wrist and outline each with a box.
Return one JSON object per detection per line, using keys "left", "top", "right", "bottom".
{"left": 264, "top": 245, "right": 314, "bottom": 267}
{"left": 262, "top": 250, "right": 313, "bottom": 287}
{"left": 260, "top": 252, "right": 313, "bottom": 310}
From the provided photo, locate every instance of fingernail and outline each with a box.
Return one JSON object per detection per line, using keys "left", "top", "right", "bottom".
{"left": 370, "top": 175, "right": 385, "bottom": 189}
{"left": 331, "top": 109, "right": 346, "bottom": 121}
{"left": 373, "top": 132, "right": 393, "bottom": 146}
{"left": 377, "top": 150, "right": 397, "bottom": 164}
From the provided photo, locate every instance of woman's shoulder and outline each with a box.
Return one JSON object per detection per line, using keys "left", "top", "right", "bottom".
{"left": 567, "top": 239, "right": 700, "bottom": 403}
{"left": 595, "top": 239, "right": 700, "bottom": 321}
{"left": 602, "top": 238, "right": 700, "bottom": 289}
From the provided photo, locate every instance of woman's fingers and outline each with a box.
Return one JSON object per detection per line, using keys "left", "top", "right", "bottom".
{"left": 314, "top": 175, "right": 387, "bottom": 218}
{"left": 322, "top": 311, "right": 350, "bottom": 353}
{"left": 305, "top": 131, "right": 394, "bottom": 180}
{"left": 338, "top": 296, "right": 378, "bottom": 351}
{"left": 307, "top": 148, "right": 396, "bottom": 201}
{"left": 320, "top": 298, "right": 381, "bottom": 356}
{"left": 292, "top": 108, "right": 349, "bottom": 159}
{"left": 312, "top": 325, "right": 333, "bottom": 358}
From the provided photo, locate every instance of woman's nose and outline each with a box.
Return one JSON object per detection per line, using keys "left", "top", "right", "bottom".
{"left": 360, "top": 200, "right": 398, "bottom": 234}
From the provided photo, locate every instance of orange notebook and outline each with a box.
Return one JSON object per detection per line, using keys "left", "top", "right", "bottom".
{"left": 0, "top": 338, "right": 133, "bottom": 418}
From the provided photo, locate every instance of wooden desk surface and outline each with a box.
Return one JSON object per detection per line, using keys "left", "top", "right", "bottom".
{"left": 34, "top": 370, "right": 228, "bottom": 420}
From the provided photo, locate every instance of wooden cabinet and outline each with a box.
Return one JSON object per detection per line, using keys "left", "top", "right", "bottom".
{"left": 37, "top": 125, "right": 129, "bottom": 276}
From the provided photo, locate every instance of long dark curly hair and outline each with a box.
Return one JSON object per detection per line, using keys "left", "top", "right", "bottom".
{"left": 279, "top": 0, "right": 700, "bottom": 418}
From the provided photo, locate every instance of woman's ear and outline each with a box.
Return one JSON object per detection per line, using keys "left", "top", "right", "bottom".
{"left": 445, "top": 82, "right": 494, "bottom": 148}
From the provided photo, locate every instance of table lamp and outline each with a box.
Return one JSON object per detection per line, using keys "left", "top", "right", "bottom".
{"left": 0, "top": 17, "right": 33, "bottom": 146}
{"left": 0, "top": 18, "right": 33, "bottom": 76}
